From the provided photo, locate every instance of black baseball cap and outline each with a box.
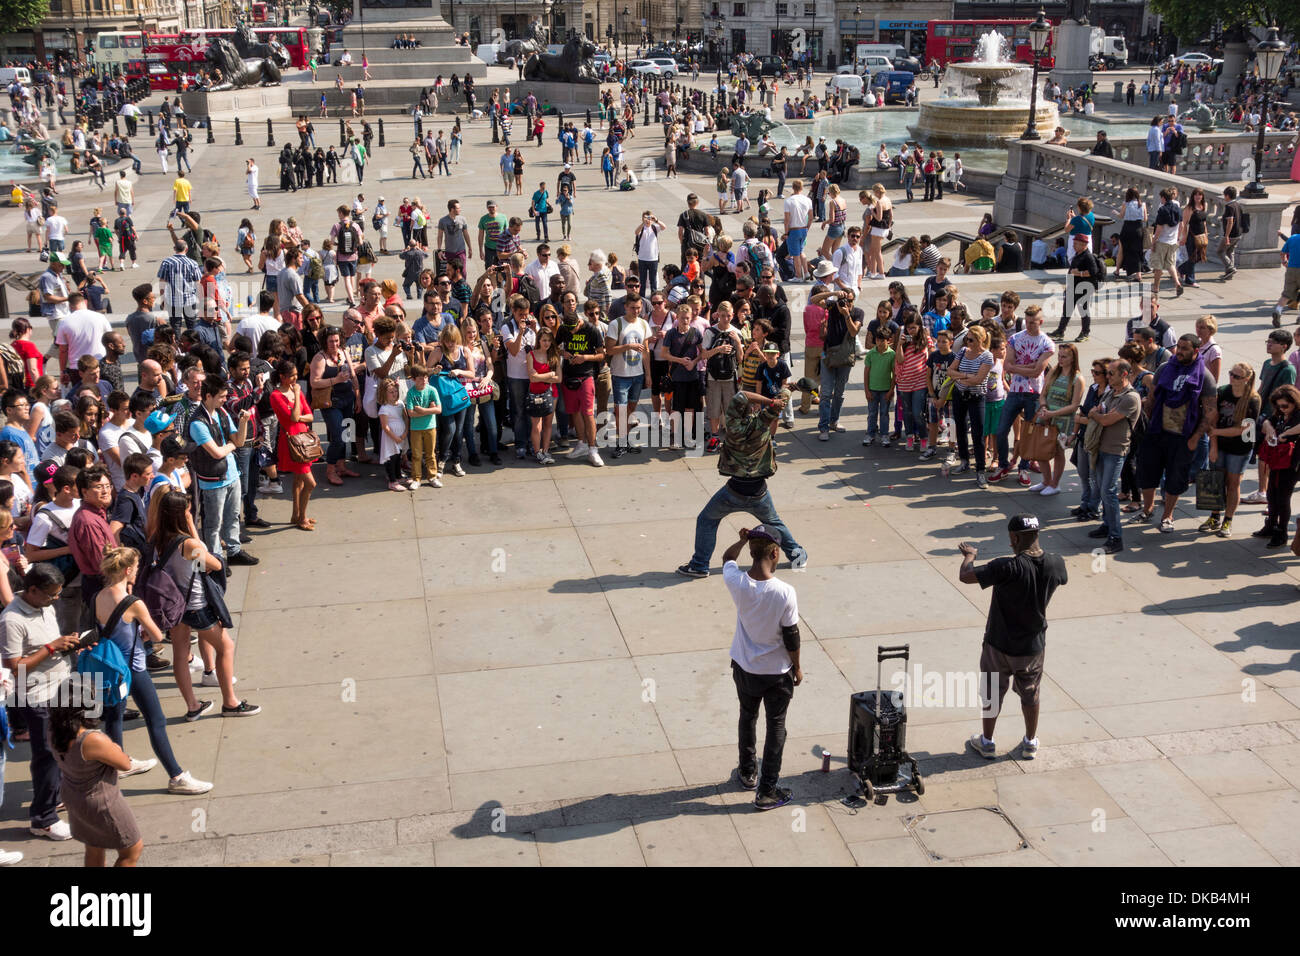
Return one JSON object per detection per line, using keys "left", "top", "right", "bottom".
{"left": 1007, "top": 514, "right": 1040, "bottom": 533}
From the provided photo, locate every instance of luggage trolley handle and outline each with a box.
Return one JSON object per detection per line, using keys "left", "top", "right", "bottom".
{"left": 875, "top": 644, "right": 910, "bottom": 720}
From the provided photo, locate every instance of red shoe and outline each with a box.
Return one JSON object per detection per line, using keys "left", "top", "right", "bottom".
{"left": 988, "top": 466, "right": 1010, "bottom": 483}
{"left": 1017, "top": 470, "right": 1032, "bottom": 486}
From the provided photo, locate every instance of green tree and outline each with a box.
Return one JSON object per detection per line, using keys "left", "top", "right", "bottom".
{"left": 0, "top": 0, "right": 52, "bottom": 33}
{"left": 1148, "top": 0, "right": 1300, "bottom": 45}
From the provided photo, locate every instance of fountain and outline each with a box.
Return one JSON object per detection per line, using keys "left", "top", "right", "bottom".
{"left": 909, "top": 32, "right": 1059, "bottom": 147}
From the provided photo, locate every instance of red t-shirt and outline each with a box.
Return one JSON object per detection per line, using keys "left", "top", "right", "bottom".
{"left": 12, "top": 339, "right": 42, "bottom": 388}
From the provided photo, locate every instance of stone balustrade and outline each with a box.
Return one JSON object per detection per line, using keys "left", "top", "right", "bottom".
{"left": 994, "top": 141, "right": 1292, "bottom": 269}
{"left": 1064, "top": 130, "right": 1294, "bottom": 182}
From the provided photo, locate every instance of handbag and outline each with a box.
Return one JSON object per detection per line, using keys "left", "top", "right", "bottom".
{"left": 1141, "top": 227, "right": 1153, "bottom": 251}
{"left": 1258, "top": 439, "right": 1295, "bottom": 470}
{"left": 1192, "top": 233, "right": 1208, "bottom": 263}
{"left": 1195, "top": 468, "right": 1226, "bottom": 512}
{"left": 1016, "top": 422, "right": 1060, "bottom": 462}
{"left": 466, "top": 380, "right": 496, "bottom": 404}
{"left": 310, "top": 384, "right": 333, "bottom": 410}
{"left": 525, "top": 390, "right": 553, "bottom": 416}
{"left": 287, "top": 428, "right": 323, "bottom": 463}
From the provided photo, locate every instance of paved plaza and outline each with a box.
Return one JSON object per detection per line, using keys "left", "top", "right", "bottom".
{"left": 3, "top": 68, "right": 1300, "bottom": 866}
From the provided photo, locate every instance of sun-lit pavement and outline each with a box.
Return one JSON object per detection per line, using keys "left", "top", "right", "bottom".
{"left": 3, "top": 86, "right": 1300, "bottom": 866}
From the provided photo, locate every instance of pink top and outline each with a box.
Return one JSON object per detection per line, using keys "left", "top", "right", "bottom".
{"left": 803, "top": 303, "right": 826, "bottom": 349}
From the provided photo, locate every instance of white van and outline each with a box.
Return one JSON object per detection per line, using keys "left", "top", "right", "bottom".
{"left": 826, "top": 73, "right": 864, "bottom": 104}
{"left": 839, "top": 55, "right": 893, "bottom": 76}
{"left": 855, "top": 44, "right": 909, "bottom": 63}
{"left": 0, "top": 68, "right": 32, "bottom": 87}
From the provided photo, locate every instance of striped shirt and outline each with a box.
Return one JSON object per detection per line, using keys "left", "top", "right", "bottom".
{"left": 955, "top": 348, "right": 994, "bottom": 394}
{"left": 895, "top": 341, "right": 932, "bottom": 392}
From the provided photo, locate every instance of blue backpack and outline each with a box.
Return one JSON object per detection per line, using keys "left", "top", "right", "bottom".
{"left": 76, "top": 595, "right": 139, "bottom": 708}
{"left": 430, "top": 371, "right": 470, "bottom": 415}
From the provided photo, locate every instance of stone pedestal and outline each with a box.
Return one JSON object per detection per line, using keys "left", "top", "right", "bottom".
{"left": 1051, "top": 20, "right": 1093, "bottom": 91}
{"left": 1216, "top": 41, "right": 1249, "bottom": 100}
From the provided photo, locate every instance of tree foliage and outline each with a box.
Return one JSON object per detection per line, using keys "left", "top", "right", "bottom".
{"left": 0, "top": 0, "right": 52, "bottom": 34}
{"left": 1149, "top": 0, "right": 1300, "bottom": 45}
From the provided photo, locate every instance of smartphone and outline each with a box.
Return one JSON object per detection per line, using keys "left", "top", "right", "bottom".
{"left": 75, "top": 630, "right": 99, "bottom": 650}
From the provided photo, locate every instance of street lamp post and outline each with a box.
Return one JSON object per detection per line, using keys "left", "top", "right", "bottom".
{"left": 1020, "top": 8, "right": 1051, "bottom": 141}
{"left": 1243, "top": 22, "right": 1287, "bottom": 199}
{"left": 852, "top": 5, "right": 861, "bottom": 74}
{"left": 622, "top": 6, "right": 629, "bottom": 64}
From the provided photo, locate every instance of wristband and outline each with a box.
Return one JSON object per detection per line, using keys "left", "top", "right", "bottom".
{"left": 44, "top": 643, "right": 56, "bottom": 655}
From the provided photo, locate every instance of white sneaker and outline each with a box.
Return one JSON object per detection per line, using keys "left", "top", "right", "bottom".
{"left": 1242, "top": 490, "right": 1267, "bottom": 504}
{"left": 1039, "top": 486, "right": 1060, "bottom": 497}
{"left": 818, "top": 430, "right": 829, "bottom": 441}
{"left": 201, "top": 670, "right": 236, "bottom": 687}
{"left": 790, "top": 547, "right": 809, "bottom": 570}
{"left": 566, "top": 441, "right": 589, "bottom": 459}
{"left": 0, "top": 849, "right": 22, "bottom": 865}
{"left": 120, "top": 757, "right": 157, "bottom": 778}
{"left": 132, "top": 262, "right": 139, "bottom": 269}
{"left": 30, "top": 820, "right": 71, "bottom": 841}
{"left": 1027, "top": 482, "right": 1045, "bottom": 493}
{"left": 588, "top": 449, "right": 604, "bottom": 467}
{"left": 167, "top": 771, "right": 214, "bottom": 795}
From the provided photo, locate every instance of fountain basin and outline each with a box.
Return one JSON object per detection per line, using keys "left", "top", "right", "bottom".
{"left": 910, "top": 59, "right": 1059, "bottom": 147}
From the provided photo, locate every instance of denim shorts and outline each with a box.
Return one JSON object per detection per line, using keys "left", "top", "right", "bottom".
{"left": 1214, "top": 451, "right": 1250, "bottom": 475}
{"left": 182, "top": 605, "right": 220, "bottom": 631}
{"left": 612, "top": 374, "right": 645, "bottom": 406}
{"left": 786, "top": 227, "right": 809, "bottom": 257}
{"left": 827, "top": 223, "right": 844, "bottom": 239}
{"left": 337, "top": 259, "right": 357, "bottom": 277}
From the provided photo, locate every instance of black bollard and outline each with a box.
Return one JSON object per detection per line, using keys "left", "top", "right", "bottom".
{"left": 267, "top": 118, "right": 274, "bottom": 147}
{"left": 147, "top": 110, "right": 154, "bottom": 135}
{"left": 206, "top": 116, "right": 214, "bottom": 143}
{"left": 112, "top": 115, "right": 120, "bottom": 136}
{"left": 378, "top": 118, "right": 385, "bottom": 146}
{"left": 644, "top": 96, "right": 649, "bottom": 127}
{"left": 490, "top": 109, "right": 498, "bottom": 143}
{"left": 234, "top": 117, "right": 243, "bottom": 145}
{"left": 339, "top": 117, "right": 345, "bottom": 146}
{"left": 586, "top": 108, "right": 591, "bottom": 126}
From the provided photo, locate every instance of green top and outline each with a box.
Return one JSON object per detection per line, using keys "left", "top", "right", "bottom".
{"left": 864, "top": 347, "right": 896, "bottom": 392}
{"left": 478, "top": 212, "right": 508, "bottom": 249}
{"left": 404, "top": 383, "right": 439, "bottom": 431}
{"left": 719, "top": 388, "right": 787, "bottom": 481}
{"left": 1044, "top": 372, "right": 1080, "bottom": 434}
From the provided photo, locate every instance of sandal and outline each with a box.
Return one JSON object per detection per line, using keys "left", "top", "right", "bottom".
{"left": 1121, "top": 503, "right": 1142, "bottom": 513}
{"left": 296, "top": 521, "right": 315, "bottom": 532}
{"left": 326, "top": 472, "right": 343, "bottom": 486}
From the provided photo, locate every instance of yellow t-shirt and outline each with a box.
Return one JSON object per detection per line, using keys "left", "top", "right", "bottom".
{"left": 173, "top": 178, "right": 193, "bottom": 202}
{"left": 10, "top": 186, "right": 24, "bottom": 206}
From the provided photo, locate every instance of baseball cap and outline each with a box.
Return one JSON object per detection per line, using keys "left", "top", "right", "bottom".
{"left": 564, "top": 162, "right": 571, "bottom": 169}
{"left": 159, "top": 436, "right": 186, "bottom": 458}
{"left": 748, "top": 525, "right": 780, "bottom": 544}
{"left": 486, "top": 199, "right": 497, "bottom": 207}
{"left": 49, "top": 251, "right": 71, "bottom": 266}
{"left": 33, "top": 459, "right": 59, "bottom": 486}
{"left": 762, "top": 343, "right": 781, "bottom": 354}
{"left": 1007, "top": 514, "right": 1040, "bottom": 533}
{"left": 144, "top": 408, "right": 178, "bottom": 434}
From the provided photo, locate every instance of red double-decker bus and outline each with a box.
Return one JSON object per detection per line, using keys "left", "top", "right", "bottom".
{"left": 136, "top": 27, "right": 311, "bottom": 91}
{"left": 925, "top": 20, "right": 1056, "bottom": 69}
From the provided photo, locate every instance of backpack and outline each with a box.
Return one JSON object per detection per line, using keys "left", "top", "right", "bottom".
{"left": 705, "top": 327, "right": 738, "bottom": 381}
{"left": 76, "top": 595, "right": 139, "bottom": 708}
{"left": 337, "top": 222, "right": 357, "bottom": 256}
{"left": 0, "top": 342, "right": 24, "bottom": 385}
{"left": 35, "top": 505, "right": 79, "bottom": 584}
{"left": 1088, "top": 251, "right": 1107, "bottom": 285}
{"left": 1173, "top": 127, "right": 1187, "bottom": 152}
{"left": 134, "top": 536, "right": 187, "bottom": 631}
{"left": 1228, "top": 201, "right": 1251, "bottom": 236}
{"left": 307, "top": 255, "right": 324, "bottom": 281}
{"left": 744, "top": 240, "right": 771, "bottom": 277}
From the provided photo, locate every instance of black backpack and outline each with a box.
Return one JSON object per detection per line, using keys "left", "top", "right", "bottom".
{"left": 1088, "top": 251, "right": 1107, "bottom": 285}
{"left": 337, "top": 223, "right": 357, "bottom": 256}
{"left": 1173, "top": 127, "right": 1188, "bottom": 153}
{"left": 1228, "top": 201, "right": 1251, "bottom": 236}
{"left": 706, "top": 327, "right": 738, "bottom": 381}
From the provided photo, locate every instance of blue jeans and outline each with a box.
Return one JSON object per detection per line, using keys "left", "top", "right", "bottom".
{"left": 321, "top": 398, "right": 352, "bottom": 465}
{"left": 464, "top": 399, "right": 498, "bottom": 456}
{"left": 899, "top": 388, "right": 927, "bottom": 440}
{"left": 996, "top": 392, "right": 1039, "bottom": 469}
{"left": 234, "top": 445, "right": 260, "bottom": 523}
{"left": 200, "top": 479, "right": 242, "bottom": 559}
{"left": 304, "top": 277, "right": 321, "bottom": 303}
{"left": 1091, "top": 451, "right": 1124, "bottom": 541}
{"left": 817, "top": 362, "right": 851, "bottom": 431}
{"left": 1076, "top": 444, "right": 1096, "bottom": 513}
{"left": 867, "top": 389, "right": 892, "bottom": 437}
{"left": 688, "top": 482, "right": 802, "bottom": 572}
{"left": 509, "top": 378, "right": 532, "bottom": 452}
{"left": 903, "top": 170, "right": 915, "bottom": 200}
{"left": 533, "top": 213, "right": 549, "bottom": 239}
{"left": 103, "top": 668, "right": 182, "bottom": 779}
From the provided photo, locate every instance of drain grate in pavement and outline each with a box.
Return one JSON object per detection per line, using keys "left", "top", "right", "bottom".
{"left": 905, "top": 808, "right": 1030, "bottom": 862}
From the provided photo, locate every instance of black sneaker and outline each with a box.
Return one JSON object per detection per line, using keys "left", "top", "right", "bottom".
{"left": 754, "top": 786, "right": 793, "bottom": 811}
{"left": 239, "top": 533, "right": 252, "bottom": 544}
{"left": 1087, "top": 525, "right": 1110, "bottom": 539}
{"left": 489, "top": 453, "right": 502, "bottom": 465}
{"left": 675, "top": 564, "right": 708, "bottom": 579}
{"left": 123, "top": 708, "right": 142, "bottom": 721}
{"left": 221, "top": 700, "right": 262, "bottom": 717}
{"left": 246, "top": 517, "right": 272, "bottom": 529}
{"left": 609, "top": 446, "right": 627, "bottom": 459}
{"left": 185, "top": 700, "right": 214, "bottom": 722}
{"left": 468, "top": 454, "right": 482, "bottom": 467}
{"left": 1104, "top": 537, "right": 1123, "bottom": 554}
{"left": 145, "top": 652, "right": 171, "bottom": 672}
{"left": 1252, "top": 526, "right": 1276, "bottom": 538}
{"left": 736, "top": 767, "right": 758, "bottom": 791}
{"left": 227, "top": 551, "right": 259, "bottom": 566}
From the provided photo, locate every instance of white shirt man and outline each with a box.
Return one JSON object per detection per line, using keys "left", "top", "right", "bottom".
{"left": 524, "top": 249, "right": 561, "bottom": 304}
{"left": 55, "top": 301, "right": 112, "bottom": 366}
{"left": 832, "top": 232, "right": 864, "bottom": 291}
{"left": 44, "top": 213, "right": 68, "bottom": 248}
{"left": 235, "top": 297, "right": 282, "bottom": 344}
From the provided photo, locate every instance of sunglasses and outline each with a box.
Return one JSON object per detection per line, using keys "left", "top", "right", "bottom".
{"left": 1229, "top": 371, "right": 1247, "bottom": 380}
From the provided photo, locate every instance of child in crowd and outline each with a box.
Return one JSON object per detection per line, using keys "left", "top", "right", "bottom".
{"left": 984, "top": 335, "right": 1008, "bottom": 464}
{"left": 924, "top": 328, "right": 957, "bottom": 460}
{"left": 863, "top": 331, "right": 897, "bottom": 446}
{"left": 378, "top": 377, "right": 411, "bottom": 491}
{"left": 758, "top": 344, "right": 791, "bottom": 436}
{"left": 404, "top": 364, "right": 441, "bottom": 488}
{"left": 321, "top": 238, "right": 339, "bottom": 303}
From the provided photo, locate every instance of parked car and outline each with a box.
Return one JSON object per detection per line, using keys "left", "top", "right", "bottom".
{"left": 1176, "top": 51, "right": 1214, "bottom": 66}
{"left": 628, "top": 59, "right": 662, "bottom": 75}
{"left": 746, "top": 55, "right": 786, "bottom": 77}
{"left": 649, "top": 57, "right": 679, "bottom": 77}
{"left": 871, "top": 70, "right": 915, "bottom": 104}
{"left": 891, "top": 54, "right": 924, "bottom": 74}
{"left": 825, "top": 73, "right": 864, "bottom": 104}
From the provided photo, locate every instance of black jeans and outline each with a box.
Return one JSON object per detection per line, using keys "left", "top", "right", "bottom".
{"left": 20, "top": 705, "right": 61, "bottom": 827}
{"left": 103, "top": 668, "right": 182, "bottom": 778}
{"left": 1265, "top": 468, "right": 1299, "bottom": 534}
{"left": 1054, "top": 284, "right": 1093, "bottom": 337}
{"left": 732, "top": 661, "right": 794, "bottom": 792}
{"left": 953, "top": 389, "right": 987, "bottom": 471}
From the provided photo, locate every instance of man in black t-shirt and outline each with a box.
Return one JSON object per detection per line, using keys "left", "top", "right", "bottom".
{"left": 1050, "top": 233, "right": 1101, "bottom": 343}
{"left": 958, "top": 514, "right": 1067, "bottom": 761}
{"left": 676, "top": 193, "right": 710, "bottom": 271}
{"left": 556, "top": 317, "right": 606, "bottom": 466}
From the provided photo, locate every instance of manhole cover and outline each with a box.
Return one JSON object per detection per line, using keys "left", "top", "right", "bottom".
{"left": 906, "top": 808, "right": 1028, "bottom": 861}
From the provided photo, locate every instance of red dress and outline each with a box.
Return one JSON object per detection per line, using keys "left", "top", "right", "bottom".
{"left": 270, "top": 387, "right": 313, "bottom": 475}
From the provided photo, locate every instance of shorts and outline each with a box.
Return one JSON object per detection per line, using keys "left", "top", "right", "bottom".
{"left": 978, "top": 641, "right": 1044, "bottom": 710}
{"left": 650, "top": 358, "right": 672, "bottom": 395}
{"left": 445, "top": 250, "right": 467, "bottom": 272}
{"left": 786, "top": 227, "right": 809, "bottom": 257}
{"left": 612, "top": 374, "right": 645, "bottom": 406}
{"left": 670, "top": 377, "right": 703, "bottom": 413}
{"left": 562, "top": 376, "right": 595, "bottom": 415}
{"left": 718, "top": 192, "right": 729, "bottom": 206}
{"left": 1282, "top": 267, "right": 1300, "bottom": 304}
{"left": 870, "top": 226, "right": 889, "bottom": 238}
{"left": 182, "top": 605, "right": 220, "bottom": 631}
{"left": 1213, "top": 451, "right": 1249, "bottom": 475}
{"left": 733, "top": 186, "right": 745, "bottom": 200}
{"left": 1137, "top": 428, "right": 1193, "bottom": 498}
{"left": 827, "top": 223, "right": 844, "bottom": 239}
{"left": 707, "top": 376, "right": 739, "bottom": 419}
{"left": 1149, "top": 242, "right": 1177, "bottom": 272}
{"left": 337, "top": 259, "right": 358, "bottom": 277}
{"left": 983, "top": 399, "right": 1005, "bottom": 435}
